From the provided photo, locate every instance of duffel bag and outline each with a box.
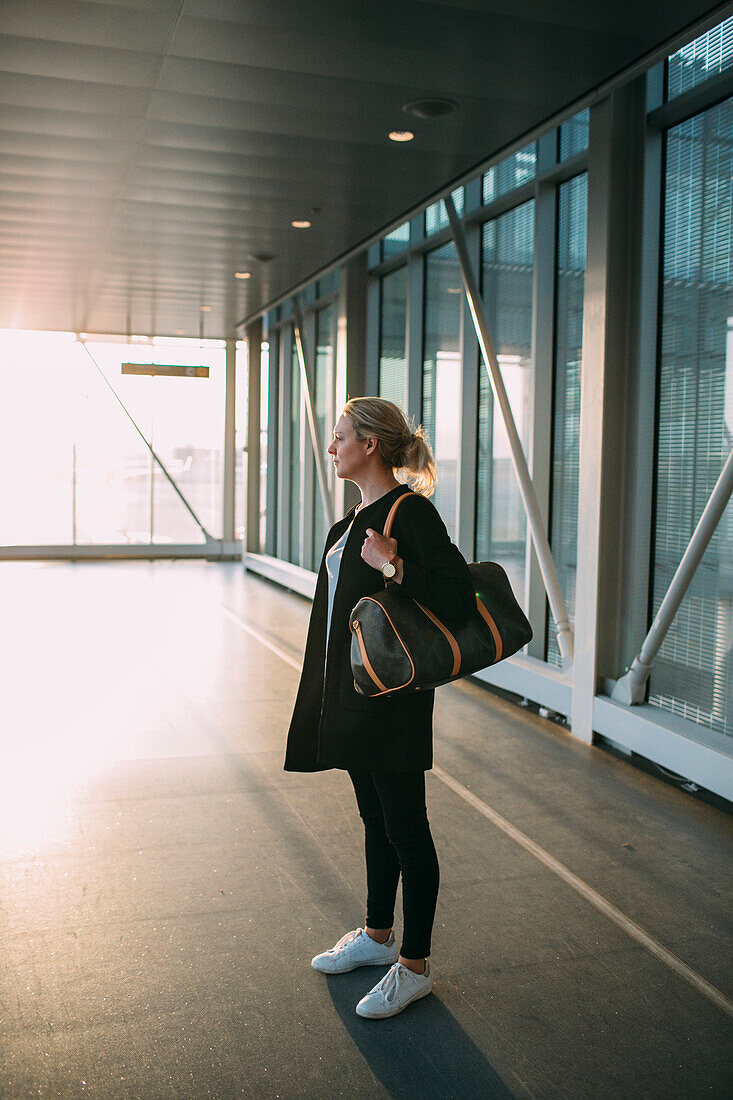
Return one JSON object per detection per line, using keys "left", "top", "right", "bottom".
{"left": 349, "top": 495, "right": 532, "bottom": 697}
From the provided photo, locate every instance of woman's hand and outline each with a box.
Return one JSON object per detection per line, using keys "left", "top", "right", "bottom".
{"left": 361, "top": 528, "right": 399, "bottom": 572}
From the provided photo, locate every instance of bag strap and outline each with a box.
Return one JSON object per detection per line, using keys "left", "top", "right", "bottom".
{"left": 382, "top": 490, "right": 413, "bottom": 539}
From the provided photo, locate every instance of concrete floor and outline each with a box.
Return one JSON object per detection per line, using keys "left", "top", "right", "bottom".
{"left": 0, "top": 561, "right": 731, "bottom": 1100}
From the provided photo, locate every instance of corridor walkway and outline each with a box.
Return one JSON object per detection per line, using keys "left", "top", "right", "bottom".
{"left": 1, "top": 562, "right": 730, "bottom": 1099}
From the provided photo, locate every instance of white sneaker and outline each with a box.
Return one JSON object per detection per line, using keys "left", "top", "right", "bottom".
{"left": 311, "top": 927, "right": 399, "bottom": 974}
{"left": 355, "top": 959, "right": 433, "bottom": 1018}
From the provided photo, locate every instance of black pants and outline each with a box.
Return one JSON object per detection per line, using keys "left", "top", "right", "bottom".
{"left": 348, "top": 769, "right": 440, "bottom": 960}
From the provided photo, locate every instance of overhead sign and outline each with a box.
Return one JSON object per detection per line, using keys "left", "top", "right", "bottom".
{"left": 121, "top": 363, "right": 209, "bottom": 378}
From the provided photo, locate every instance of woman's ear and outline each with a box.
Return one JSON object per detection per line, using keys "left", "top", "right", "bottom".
{"left": 364, "top": 436, "right": 377, "bottom": 456}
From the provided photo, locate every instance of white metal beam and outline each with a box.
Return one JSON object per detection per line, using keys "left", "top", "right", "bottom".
{"left": 613, "top": 448, "right": 733, "bottom": 704}
{"left": 293, "top": 304, "right": 335, "bottom": 530}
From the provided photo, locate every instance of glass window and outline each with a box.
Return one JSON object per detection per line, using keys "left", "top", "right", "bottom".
{"left": 311, "top": 304, "right": 335, "bottom": 569}
{"left": 0, "top": 331, "right": 226, "bottom": 548}
{"left": 483, "top": 144, "right": 536, "bottom": 204}
{"left": 381, "top": 222, "right": 410, "bottom": 260}
{"left": 559, "top": 109, "right": 589, "bottom": 162}
{"left": 546, "top": 174, "right": 588, "bottom": 667}
{"left": 649, "top": 97, "right": 733, "bottom": 738}
{"left": 475, "top": 201, "right": 535, "bottom": 605}
{"left": 422, "top": 243, "right": 463, "bottom": 539}
{"left": 379, "top": 267, "right": 408, "bottom": 409}
{"left": 316, "top": 269, "right": 340, "bottom": 299}
{"left": 667, "top": 14, "right": 733, "bottom": 99}
{"left": 425, "top": 188, "right": 465, "bottom": 236}
{"left": 287, "top": 339, "right": 302, "bottom": 566}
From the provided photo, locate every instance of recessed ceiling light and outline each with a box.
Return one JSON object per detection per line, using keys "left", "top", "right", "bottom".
{"left": 175, "top": 328, "right": 186, "bottom": 334}
{"left": 389, "top": 130, "right": 414, "bottom": 142}
{"left": 200, "top": 306, "right": 211, "bottom": 312}
{"left": 402, "top": 98, "right": 458, "bottom": 119}
{"left": 291, "top": 219, "right": 312, "bottom": 229}
{"left": 235, "top": 271, "right": 252, "bottom": 279}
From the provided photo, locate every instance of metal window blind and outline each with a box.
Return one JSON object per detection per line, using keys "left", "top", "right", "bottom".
{"left": 667, "top": 14, "right": 733, "bottom": 100}
{"left": 649, "top": 97, "right": 733, "bottom": 739}
{"left": 316, "top": 270, "right": 340, "bottom": 299}
{"left": 381, "top": 222, "right": 410, "bottom": 260}
{"left": 559, "top": 110, "right": 589, "bottom": 162}
{"left": 379, "top": 267, "right": 408, "bottom": 409}
{"left": 425, "top": 188, "right": 465, "bottom": 237}
{"left": 476, "top": 200, "right": 535, "bottom": 605}
{"left": 546, "top": 174, "right": 587, "bottom": 667}
{"left": 483, "top": 144, "right": 536, "bottom": 204}
{"left": 422, "top": 241, "right": 462, "bottom": 539}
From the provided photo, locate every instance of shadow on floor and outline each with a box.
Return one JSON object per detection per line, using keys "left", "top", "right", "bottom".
{"left": 325, "top": 971, "right": 515, "bottom": 1099}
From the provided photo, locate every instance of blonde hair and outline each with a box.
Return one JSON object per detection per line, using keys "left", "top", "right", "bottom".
{"left": 343, "top": 396, "right": 437, "bottom": 496}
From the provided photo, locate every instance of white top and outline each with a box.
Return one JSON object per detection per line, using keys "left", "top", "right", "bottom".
{"left": 324, "top": 504, "right": 361, "bottom": 665}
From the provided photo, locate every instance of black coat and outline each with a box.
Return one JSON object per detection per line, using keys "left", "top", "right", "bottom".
{"left": 284, "top": 485, "right": 476, "bottom": 773}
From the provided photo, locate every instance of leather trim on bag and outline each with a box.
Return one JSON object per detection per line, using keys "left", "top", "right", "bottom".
{"left": 352, "top": 597, "right": 415, "bottom": 695}
{"left": 382, "top": 490, "right": 412, "bottom": 539}
{"left": 476, "top": 597, "right": 502, "bottom": 662}
{"left": 415, "top": 600, "right": 461, "bottom": 677}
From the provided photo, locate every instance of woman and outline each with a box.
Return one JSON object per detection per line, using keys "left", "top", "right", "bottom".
{"left": 284, "top": 397, "right": 475, "bottom": 1019}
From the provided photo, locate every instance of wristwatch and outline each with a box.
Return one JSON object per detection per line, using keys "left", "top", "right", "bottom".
{"left": 381, "top": 555, "right": 399, "bottom": 580}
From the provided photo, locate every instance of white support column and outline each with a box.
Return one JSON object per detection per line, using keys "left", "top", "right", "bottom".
{"left": 222, "top": 338, "right": 237, "bottom": 548}
{"left": 571, "top": 81, "right": 646, "bottom": 742}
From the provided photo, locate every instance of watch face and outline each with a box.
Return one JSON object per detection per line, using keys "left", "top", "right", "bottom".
{"left": 382, "top": 561, "right": 396, "bottom": 578}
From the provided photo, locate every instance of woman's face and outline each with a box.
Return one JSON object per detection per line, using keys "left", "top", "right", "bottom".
{"left": 327, "top": 414, "right": 373, "bottom": 481}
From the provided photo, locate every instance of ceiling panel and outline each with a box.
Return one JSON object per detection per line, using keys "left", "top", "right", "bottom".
{"left": 0, "top": 0, "right": 726, "bottom": 338}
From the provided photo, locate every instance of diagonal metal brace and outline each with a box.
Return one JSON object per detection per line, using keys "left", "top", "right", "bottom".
{"left": 292, "top": 304, "right": 335, "bottom": 529}
{"left": 445, "top": 194, "right": 574, "bottom": 666}
{"left": 612, "top": 447, "right": 733, "bottom": 705}
{"left": 77, "top": 337, "right": 217, "bottom": 546}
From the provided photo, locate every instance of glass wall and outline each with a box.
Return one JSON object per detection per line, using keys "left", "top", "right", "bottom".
{"left": 667, "top": 14, "right": 733, "bottom": 99}
{"left": 483, "top": 144, "right": 536, "bottom": 203}
{"left": 287, "top": 340, "right": 302, "bottom": 566}
{"left": 475, "top": 201, "right": 535, "bottom": 603}
{"left": 311, "top": 304, "right": 335, "bottom": 570}
{"left": 381, "top": 222, "right": 410, "bottom": 260}
{"left": 649, "top": 96, "right": 733, "bottom": 738}
{"left": 422, "top": 242, "right": 463, "bottom": 540}
{"left": 0, "top": 331, "right": 226, "bottom": 547}
{"left": 546, "top": 174, "right": 588, "bottom": 666}
{"left": 425, "top": 188, "right": 465, "bottom": 236}
{"left": 379, "top": 266, "right": 408, "bottom": 409}
{"left": 559, "top": 109, "right": 589, "bottom": 161}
